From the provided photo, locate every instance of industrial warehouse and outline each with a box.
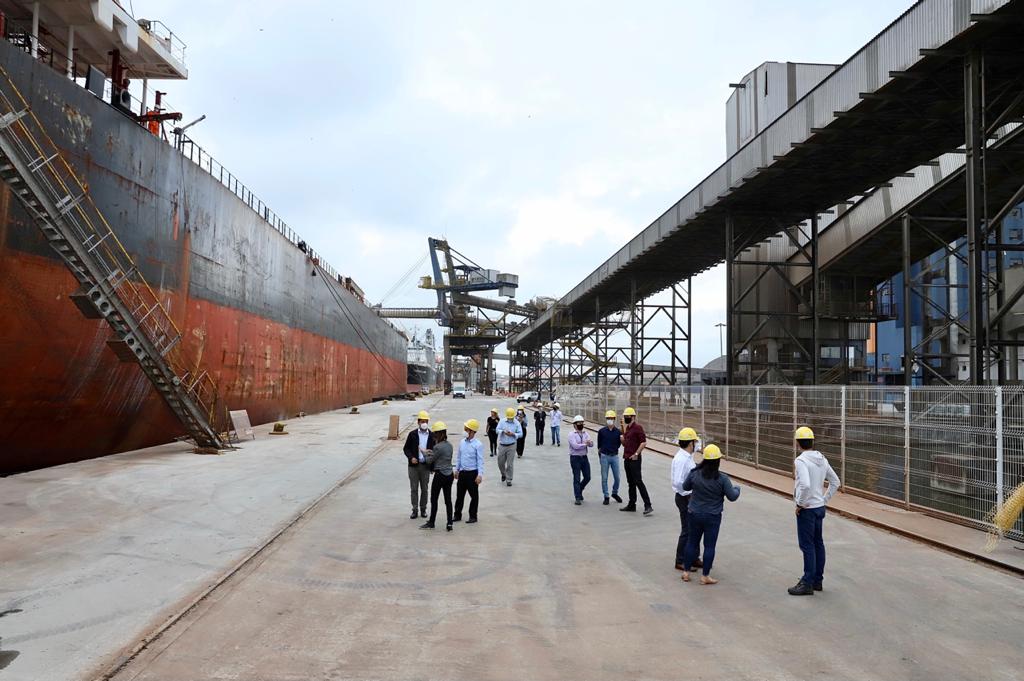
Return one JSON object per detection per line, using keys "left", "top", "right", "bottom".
{"left": 1, "top": 2, "right": 1023, "bottom": 681}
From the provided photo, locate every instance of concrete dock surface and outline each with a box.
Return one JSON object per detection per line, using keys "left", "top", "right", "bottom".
{"left": 1, "top": 396, "right": 1022, "bottom": 681}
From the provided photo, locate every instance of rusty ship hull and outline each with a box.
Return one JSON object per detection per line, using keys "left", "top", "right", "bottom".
{"left": 0, "top": 39, "right": 406, "bottom": 473}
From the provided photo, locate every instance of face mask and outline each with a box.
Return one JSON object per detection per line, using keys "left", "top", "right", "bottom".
{"left": 624, "top": 417, "right": 633, "bottom": 424}
{"left": 419, "top": 423, "right": 428, "bottom": 431}
{"left": 606, "top": 419, "right": 614, "bottom": 426}
{"left": 575, "top": 423, "right": 584, "bottom": 431}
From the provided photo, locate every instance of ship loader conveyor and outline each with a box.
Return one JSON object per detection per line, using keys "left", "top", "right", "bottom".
{"left": 0, "top": 65, "right": 226, "bottom": 451}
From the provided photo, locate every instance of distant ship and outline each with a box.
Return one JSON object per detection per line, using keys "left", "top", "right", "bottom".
{"left": 406, "top": 329, "right": 438, "bottom": 394}
{"left": 0, "top": 1, "right": 407, "bottom": 473}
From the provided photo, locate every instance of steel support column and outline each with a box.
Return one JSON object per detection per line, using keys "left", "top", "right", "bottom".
{"left": 811, "top": 214, "right": 820, "bottom": 384}
{"left": 725, "top": 216, "right": 735, "bottom": 385}
{"left": 902, "top": 214, "right": 914, "bottom": 386}
{"left": 965, "top": 50, "right": 987, "bottom": 384}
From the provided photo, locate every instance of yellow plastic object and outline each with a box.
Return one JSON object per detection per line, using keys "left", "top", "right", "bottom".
{"left": 417, "top": 410, "right": 430, "bottom": 421}
{"left": 795, "top": 426, "right": 815, "bottom": 440}
{"left": 623, "top": 407, "right": 637, "bottom": 416}
{"left": 987, "top": 481, "right": 1024, "bottom": 550}
{"left": 702, "top": 444, "right": 722, "bottom": 460}
{"left": 678, "top": 427, "right": 698, "bottom": 441}
{"left": 431, "top": 421, "right": 447, "bottom": 432}
{"left": 464, "top": 419, "right": 480, "bottom": 432}
{"left": 505, "top": 407, "right": 516, "bottom": 418}
{"left": 605, "top": 410, "right": 617, "bottom": 418}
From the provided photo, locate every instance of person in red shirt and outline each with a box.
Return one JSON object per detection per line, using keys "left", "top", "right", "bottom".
{"left": 619, "top": 407, "right": 653, "bottom": 515}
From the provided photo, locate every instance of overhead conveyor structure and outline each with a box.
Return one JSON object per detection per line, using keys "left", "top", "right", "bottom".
{"left": 508, "top": 0, "right": 1024, "bottom": 388}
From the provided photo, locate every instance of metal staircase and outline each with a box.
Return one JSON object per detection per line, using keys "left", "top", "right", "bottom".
{"left": 0, "top": 66, "right": 224, "bottom": 450}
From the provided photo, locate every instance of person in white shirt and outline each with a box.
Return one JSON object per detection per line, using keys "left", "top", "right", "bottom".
{"left": 671, "top": 428, "right": 702, "bottom": 572}
{"left": 549, "top": 403, "right": 563, "bottom": 446}
{"left": 788, "top": 426, "right": 841, "bottom": 596}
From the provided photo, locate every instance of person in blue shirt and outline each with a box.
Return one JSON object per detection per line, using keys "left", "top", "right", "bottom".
{"left": 454, "top": 419, "right": 486, "bottom": 523}
{"left": 496, "top": 407, "right": 522, "bottom": 487}
{"left": 596, "top": 410, "right": 623, "bottom": 505}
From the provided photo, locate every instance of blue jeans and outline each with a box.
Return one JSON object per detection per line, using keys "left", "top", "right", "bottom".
{"left": 569, "top": 455, "right": 591, "bottom": 500}
{"left": 797, "top": 505, "right": 827, "bottom": 585}
{"left": 599, "top": 453, "right": 620, "bottom": 497}
{"left": 684, "top": 511, "right": 722, "bottom": 576}
{"left": 551, "top": 424, "right": 561, "bottom": 446}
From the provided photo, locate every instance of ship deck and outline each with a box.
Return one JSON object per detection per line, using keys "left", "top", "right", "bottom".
{"left": 1, "top": 396, "right": 1023, "bottom": 680}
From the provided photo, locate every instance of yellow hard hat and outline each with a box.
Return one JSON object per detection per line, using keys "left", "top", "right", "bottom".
{"left": 505, "top": 407, "right": 516, "bottom": 418}
{"left": 417, "top": 410, "right": 429, "bottom": 421}
{"left": 431, "top": 421, "right": 447, "bottom": 432}
{"left": 605, "top": 410, "right": 617, "bottom": 418}
{"left": 623, "top": 407, "right": 637, "bottom": 416}
{"left": 490, "top": 408, "right": 498, "bottom": 414}
{"left": 794, "top": 426, "right": 815, "bottom": 440}
{"left": 464, "top": 419, "right": 480, "bottom": 432}
{"left": 702, "top": 443, "right": 722, "bottom": 460}
{"left": 678, "top": 427, "right": 698, "bottom": 441}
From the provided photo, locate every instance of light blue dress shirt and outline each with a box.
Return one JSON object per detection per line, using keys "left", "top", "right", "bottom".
{"left": 456, "top": 437, "right": 485, "bottom": 476}
{"left": 497, "top": 418, "right": 523, "bottom": 445}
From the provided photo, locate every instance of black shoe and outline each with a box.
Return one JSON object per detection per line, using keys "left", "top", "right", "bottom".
{"left": 466, "top": 518, "right": 478, "bottom": 524}
{"left": 603, "top": 497, "right": 610, "bottom": 505}
{"left": 574, "top": 499, "right": 582, "bottom": 505}
{"left": 506, "top": 481, "right": 512, "bottom": 487}
{"left": 419, "top": 522, "right": 434, "bottom": 529}
{"left": 813, "top": 583, "right": 823, "bottom": 592}
{"left": 518, "top": 455, "right": 522, "bottom": 458}
{"left": 501, "top": 475, "right": 506, "bottom": 482}
{"left": 446, "top": 523, "right": 453, "bottom": 532}
{"left": 453, "top": 515, "right": 462, "bottom": 522}
{"left": 788, "top": 580, "right": 815, "bottom": 596}
{"left": 420, "top": 509, "right": 427, "bottom": 518}
{"left": 620, "top": 506, "right": 636, "bottom": 512}
{"left": 410, "top": 509, "right": 418, "bottom": 519}
{"left": 490, "top": 453, "right": 496, "bottom": 457}
{"left": 611, "top": 493, "right": 622, "bottom": 503}
{"left": 643, "top": 506, "right": 654, "bottom": 516}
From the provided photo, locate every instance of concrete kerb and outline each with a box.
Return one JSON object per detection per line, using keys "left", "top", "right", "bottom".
{"left": 530, "top": 405, "right": 1024, "bottom": 578}
{"left": 93, "top": 395, "right": 445, "bottom": 681}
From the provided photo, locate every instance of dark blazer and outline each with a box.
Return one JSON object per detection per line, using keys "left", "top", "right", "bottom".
{"left": 403, "top": 429, "right": 435, "bottom": 466}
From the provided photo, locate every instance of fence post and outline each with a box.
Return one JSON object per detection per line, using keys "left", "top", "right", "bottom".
{"left": 996, "top": 386, "right": 1004, "bottom": 509}
{"left": 792, "top": 385, "right": 798, "bottom": 454}
{"left": 840, "top": 385, "right": 847, "bottom": 487}
{"left": 754, "top": 386, "right": 760, "bottom": 469}
{"left": 904, "top": 385, "right": 911, "bottom": 509}
{"left": 725, "top": 385, "right": 730, "bottom": 451}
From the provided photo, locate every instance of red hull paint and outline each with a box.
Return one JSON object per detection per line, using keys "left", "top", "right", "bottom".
{"left": 0, "top": 252, "right": 405, "bottom": 473}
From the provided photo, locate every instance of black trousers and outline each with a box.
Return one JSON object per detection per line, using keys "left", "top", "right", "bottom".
{"left": 675, "top": 493, "right": 691, "bottom": 564}
{"left": 624, "top": 457, "right": 651, "bottom": 507}
{"left": 454, "top": 469, "right": 479, "bottom": 520}
{"left": 535, "top": 424, "right": 544, "bottom": 445}
{"left": 429, "top": 472, "right": 454, "bottom": 525}
{"left": 487, "top": 432, "right": 498, "bottom": 455}
{"left": 516, "top": 436, "right": 526, "bottom": 457}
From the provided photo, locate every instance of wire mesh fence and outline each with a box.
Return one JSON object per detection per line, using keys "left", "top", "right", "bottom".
{"left": 556, "top": 384, "right": 1024, "bottom": 541}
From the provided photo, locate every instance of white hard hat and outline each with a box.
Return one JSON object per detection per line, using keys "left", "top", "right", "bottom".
{"left": 572, "top": 414, "right": 585, "bottom": 423}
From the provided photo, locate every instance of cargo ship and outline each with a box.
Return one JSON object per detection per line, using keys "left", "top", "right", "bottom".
{"left": 405, "top": 329, "right": 438, "bottom": 394}
{"left": 0, "top": 1, "right": 407, "bottom": 474}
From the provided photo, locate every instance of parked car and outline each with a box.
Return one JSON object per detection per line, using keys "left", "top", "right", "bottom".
{"left": 516, "top": 391, "right": 540, "bottom": 403}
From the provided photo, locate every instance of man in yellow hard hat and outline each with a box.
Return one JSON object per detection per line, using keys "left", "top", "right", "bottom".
{"left": 597, "top": 410, "right": 623, "bottom": 505}
{"left": 620, "top": 407, "right": 653, "bottom": 515}
{"left": 671, "top": 427, "right": 703, "bottom": 571}
{"left": 403, "top": 410, "right": 435, "bottom": 519}
{"left": 454, "top": 418, "right": 486, "bottom": 523}
{"left": 788, "top": 426, "right": 841, "bottom": 596}
{"left": 496, "top": 407, "right": 523, "bottom": 486}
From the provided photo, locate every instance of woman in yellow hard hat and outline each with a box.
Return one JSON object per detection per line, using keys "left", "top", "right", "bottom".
{"left": 680, "top": 443, "right": 741, "bottom": 585}
{"left": 453, "top": 418, "right": 486, "bottom": 523}
{"left": 421, "top": 421, "right": 455, "bottom": 531}
{"left": 403, "top": 410, "right": 435, "bottom": 519}
{"left": 486, "top": 408, "right": 500, "bottom": 457}
{"left": 671, "top": 427, "right": 702, "bottom": 572}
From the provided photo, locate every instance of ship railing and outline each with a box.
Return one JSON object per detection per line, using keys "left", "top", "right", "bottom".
{"left": 0, "top": 64, "right": 226, "bottom": 435}
{"left": 137, "top": 19, "right": 187, "bottom": 66}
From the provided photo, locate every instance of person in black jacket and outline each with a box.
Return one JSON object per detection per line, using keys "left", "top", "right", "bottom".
{"left": 404, "top": 410, "right": 435, "bottom": 519}
{"left": 516, "top": 407, "right": 528, "bottom": 458}
{"left": 534, "top": 408, "right": 547, "bottom": 446}
{"left": 486, "top": 409, "right": 499, "bottom": 457}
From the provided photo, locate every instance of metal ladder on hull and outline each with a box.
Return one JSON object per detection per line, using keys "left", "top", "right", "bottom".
{"left": 0, "top": 67, "right": 224, "bottom": 450}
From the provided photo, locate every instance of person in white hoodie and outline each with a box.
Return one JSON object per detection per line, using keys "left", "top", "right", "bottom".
{"left": 788, "top": 426, "right": 841, "bottom": 596}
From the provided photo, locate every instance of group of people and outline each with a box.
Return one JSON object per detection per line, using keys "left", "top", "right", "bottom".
{"left": 402, "top": 405, "right": 842, "bottom": 595}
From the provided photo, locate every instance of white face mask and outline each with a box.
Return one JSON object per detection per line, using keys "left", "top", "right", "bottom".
{"left": 606, "top": 419, "right": 614, "bottom": 426}
{"left": 419, "top": 423, "right": 428, "bottom": 431}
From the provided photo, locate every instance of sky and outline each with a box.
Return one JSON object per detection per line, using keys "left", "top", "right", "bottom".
{"left": 135, "top": 0, "right": 907, "bottom": 371}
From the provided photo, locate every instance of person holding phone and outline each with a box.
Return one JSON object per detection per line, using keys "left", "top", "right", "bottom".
{"left": 568, "top": 415, "right": 594, "bottom": 505}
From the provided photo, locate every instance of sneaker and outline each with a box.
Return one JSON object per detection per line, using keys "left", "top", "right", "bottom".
{"left": 611, "top": 493, "right": 622, "bottom": 503}
{"left": 574, "top": 499, "right": 582, "bottom": 505}
{"left": 506, "top": 481, "right": 512, "bottom": 487}
{"left": 788, "top": 580, "right": 815, "bottom": 596}
{"left": 603, "top": 497, "right": 610, "bottom": 505}
{"left": 643, "top": 506, "right": 654, "bottom": 516}
{"left": 620, "top": 506, "right": 637, "bottom": 512}
{"left": 419, "top": 522, "right": 434, "bottom": 530}
{"left": 813, "top": 583, "right": 823, "bottom": 592}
